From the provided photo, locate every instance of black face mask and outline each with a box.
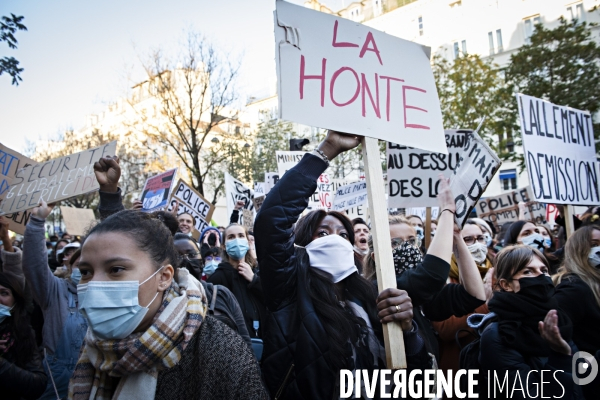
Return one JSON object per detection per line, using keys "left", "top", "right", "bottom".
{"left": 516, "top": 274, "right": 555, "bottom": 301}
{"left": 180, "top": 258, "right": 203, "bottom": 279}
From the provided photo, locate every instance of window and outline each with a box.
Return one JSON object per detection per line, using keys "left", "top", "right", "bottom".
{"left": 496, "top": 29, "right": 503, "bottom": 52}
{"left": 500, "top": 169, "right": 517, "bottom": 190}
{"left": 418, "top": 16, "right": 423, "bottom": 36}
{"left": 488, "top": 32, "right": 495, "bottom": 55}
{"left": 461, "top": 40, "right": 467, "bottom": 54}
{"left": 524, "top": 15, "right": 541, "bottom": 44}
{"left": 454, "top": 42, "right": 460, "bottom": 58}
{"left": 567, "top": 3, "right": 585, "bottom": 22}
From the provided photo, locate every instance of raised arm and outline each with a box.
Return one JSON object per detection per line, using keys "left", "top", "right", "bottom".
{"left": 0, "top": 216, "right": 25, "bottom": 292}
{"left": 255, "top": 131, "right": 360, "bottom": 310}
{"left": 452, "top": 228, "right": 486, "bottom": 301}
{"left": 94, "top": 155, "right": 125, "bottom": 220}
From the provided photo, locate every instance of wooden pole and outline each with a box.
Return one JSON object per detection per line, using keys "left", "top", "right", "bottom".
{"left": 424, "top": 207, "right": 432, "bottom": 249}
{"left": 564, "top": 205, "right": 575, "bottom": 239}
{"left": 361, "top": 137, "right": 407, "bottom": 369}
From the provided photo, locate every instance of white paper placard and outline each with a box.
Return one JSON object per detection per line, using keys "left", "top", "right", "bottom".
{"left": 517, "top": 93, "right": 600, "bottom": 205}
{"left": 476, "top": 186, "right": 546, "bottom": 230}
{"left": 276, "top": 151, "right": 307, "bottom": 176}
{"left": 332, "top": 180, "right": 368, "bottom": 212}
{"left": 225, "top": 172, "right": 254, "bottom": 226}
{"left": 274, "top": 0, "right": 447, "bottom": 153}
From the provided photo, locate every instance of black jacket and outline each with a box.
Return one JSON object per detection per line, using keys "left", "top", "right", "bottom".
{"left": 479, "top": 322, "right": 581, "bottom": 399}
{"left": 255, "top": 154, "right": 432, "bottom": 400}
{"left": 208, "top": 262, "right": 267, "bottom": 340}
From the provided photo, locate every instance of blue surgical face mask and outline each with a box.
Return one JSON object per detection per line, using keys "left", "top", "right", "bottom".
{"left": 544, "top": 237, "right": 552, "bottom": 248}
{"left": 70, "top": 268, "right": 82, "bottom": 285}
{"left": 226, "top": 238, "right": 249, "bottom": 261}
{"left": 77, "top": 266, "right": 164, "bottom": 340}
{"left": 203, "top": 260, "right": 220, "bottom": 276}
{"left": 588, "top": 246, "right": 600, "bottom": 268}
{"left": 0, "top": 303, "right": 14, "bottom": 324}
{"left": 51, "top": 241, "right": 57, "bottom": 247}
{"left": 484, "top": 234, "right": 493, "bottom": 248}
{"left": 521, "top": 233, "right": 545, "bottom": 251}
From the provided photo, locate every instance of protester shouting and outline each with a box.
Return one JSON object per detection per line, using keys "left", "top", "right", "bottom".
{"left": 553, "top": 225, "right": 600, "bottom": 399}
{"left": 471, "top": 245, "right": 580, "bottom": 399}
{"left": 67, "top": 209, "right": 268, "bottom": 399}
{"left": 504, "top": 220, "right": 561, "bottom": 273}
{"left": 352, "top": 217, "right": 370, "bottom": 256}
{"left": 208, "top": 223, "right": 267, "bottom": 360}
{"left": 21, "top": 201, "right": 87, "bottom": 400}
{"left": 0, "top": 272, "right": 48, "bottom": 400}
{"left": 255, "top": 130, "right": 432, "bottom": 399}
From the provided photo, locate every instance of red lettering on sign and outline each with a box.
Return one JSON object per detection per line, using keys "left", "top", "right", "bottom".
{"left": 402, "top": 86, "right": 430, "bottom": 130}
{"left": 300, "top": 56, "right": 327, "bottom": 107}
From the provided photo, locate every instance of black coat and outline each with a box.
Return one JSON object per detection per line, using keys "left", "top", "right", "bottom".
{"left": 255, "top": 154, "right": 432, "bottom": 400}
{"left": 208, "top": 262, "right": 267, "bottom": 339}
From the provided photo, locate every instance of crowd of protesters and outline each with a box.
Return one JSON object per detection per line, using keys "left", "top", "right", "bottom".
{"left": 0, "top": 130, "right": 599, "bottom": 399}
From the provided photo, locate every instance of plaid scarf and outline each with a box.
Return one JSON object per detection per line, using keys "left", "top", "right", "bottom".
{"left": 68, "top": 269, "right": 206, "bottom": 400}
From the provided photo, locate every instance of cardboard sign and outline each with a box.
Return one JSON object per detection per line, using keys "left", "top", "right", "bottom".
{"left": 448, "top": 131, "right": 502, "bottom": 228}
{"left": 140, "top": 168, "right": 177, "bottom": 212}
{"left": 274, "top": 0, "right": 447, "bottom": 154}
{"left": 3, "top": 210, "right": 32, "bottom": 235}
{"left": 0, "top": 142, "right": 117, "bottom": 215}
{"left": 477, "top": 186, "right": 546, "bottom": 230}
{"left": 242, "top": 209, "right": 255, "bottom": 232}
{"left": 0, "top": 143, "right": 36, "bottom": 208}
{"left": 253, "top": 195, "right": 266, "bottom": 213}
{"left": 517, "top": 94, "right": 599, "bottom": 205}
{"left": 332, "top": 181, "right": 368, "bottom": 212}
{"left": 276, "top": 151, "right": 307, "bottom": 176}
{"left": 60, "top": 206, "right": 97, "bottom": 236}
{"left": 387, "top": 130, "right": 469, "bottom": 208}
{"left": 225, "top": 172, "right": 254, "bottom": 226}
{"left": 168, "top": 179, "right": 215, "bottom": 233}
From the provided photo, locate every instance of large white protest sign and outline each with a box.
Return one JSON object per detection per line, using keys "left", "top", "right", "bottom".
{"left": 477, "top": 186, "right": 546, "bottom": 231}
{"left": 140, "top": 168, "right": 178, "bottom": 212}
{"left": 0, "top": 142, "right": 117, "bottom": 215}
{"left": 517, "top": 94, "right": 599, "bottom": 205}
{"left": 276, "top": 151, "right": 307, "bottom": 176}
{"left": 0, "top": 143, "right": 36, "bottom": 209}
{"left": 274, "top": 0, "right": 447, "bottom": 154}
{"left": 387, "top": 130, "right": 469, "bottom": 208}
{"left": 61, "top": 206, "right": 97, "bottom": 236}
{"left": 167, "top": 179, "right": 215, "bottom": 233}
{"left": 332, "top": 181, "right": 368, "bottom": 212}
{"left": 448, "top": 131, "right": 502, "bottom": 228}
{"left": 406, "top": 207, "right": 440, "bottom": 221}
{"left": 225, "top": 172, "right": 254, "bottom": 225}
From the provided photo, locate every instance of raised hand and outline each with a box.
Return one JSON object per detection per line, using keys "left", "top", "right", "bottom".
{"left": 93, "top": 155, "right": 121, "bottom": 193}
{"left": 317, "top": 130, "right": 361, "bottom": 161}
{"left": 132, "top": 199, "right": 143, "bottom": 210}
{"left": 234, "top": 200, "right": 245, "bottom": 211}
{"left": 436, "top": 174, "right": 455, "bottom": 213}
{"left": 32, "top": 199, "right": 56, "bottom": 220}
{"left": 539, "top": 309, "right": 571, "bottom": 355}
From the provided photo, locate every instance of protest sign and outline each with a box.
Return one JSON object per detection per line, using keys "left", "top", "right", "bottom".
{"left": 60, "top": 206, "right": 97, "bottom": 236}
{"left": 332, "top": 181, "right": 368, "bottom": 212}
{"left": 274, "top": 0, "right": 447, "bottom": 154}
{"left": 406, "top": 207, "right": 440, "bottom": 221}
{"left": 476, "top": 186, "right": 546, "bottom": 231}
{"left": 1, "top": 143, "right": 36, "bottom": 208}
{"left": 254, "top": 182, "right": 267, "bottom": 197}
{"left": 225, "top": 172, "right": 254, "bottom": 226}
{"left": 265, "top": 172, "right": 279, "bottom": 193}
{"left": 168, "top": 179, "right": 215, "bottom": 233}
{"left": 517, "top": 94, "right": 599, "bottom": 205}
{"left": 253, "top": 195, "right": 265, "bottom": 213}
{"left": 242, "top": 209, "right": 254, "bottom": 232}
{"left": 276, "top": 151, "right": 307, "bottom": 176}
{"left": 140, "top": 169, "right": 177, "bottom": 212}
{"left": 3, "top": 210, "right": 32, "bottom": 235}
{"left": 0, "top": 142, "right": 117, "bottom": 215}
{"left": 387, "top": 130, "right": 469, "bottom": 208}
{"left": 448, "top": 131, "right": 502, "bottom": 228}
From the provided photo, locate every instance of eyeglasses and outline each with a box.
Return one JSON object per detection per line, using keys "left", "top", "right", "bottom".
{"left": 178, "top": 252, "right": 201, "bottom": 260}
{"left": 204, "top": 256, "right": 222, "bottom": 262}
{"left": 462, "top": 235, "right": 486, "bottom": 246}
{"left": 391, "top": 237, "right": 420, "bottom": 249}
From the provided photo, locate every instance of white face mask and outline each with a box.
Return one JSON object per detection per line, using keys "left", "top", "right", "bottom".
{"left": 303, "top": 234, "right": 357, "bottom": 283}
{"left": 467, "top": 242, "right": 488, "bottom": 265}
{"left": 521, "top": 233, "right": 545, "bottom": 251}
{"left": 588, "top": 246, "right": 600, "bottom": 268}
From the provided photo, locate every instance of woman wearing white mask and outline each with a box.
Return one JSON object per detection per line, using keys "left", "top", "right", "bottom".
{"left": 67, "top": 208, "right": 268, "bottom": 399}
{"left": 504, "top": 221, "right": 562, "bottom": 273}
{"left": 255, "top": 130, "right": 432, "bottom": 399}
{"left": 22, "top": 203, "right": 88, "bottom": 400}
{"left": 208, "top": 223, "right": 267, "bottom": 360}
{"left": 553, "top": 225, "right": 600, "bottom": 399}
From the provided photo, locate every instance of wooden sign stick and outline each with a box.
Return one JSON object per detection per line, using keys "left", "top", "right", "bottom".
{"left": 425, "top": 207, "right": 432, "bottom": 249}
{"left": 564, "top": 205, "right": 575, "bottom": 239}
{"left": 361, "top": 137, "right": 407, "bottom": 369}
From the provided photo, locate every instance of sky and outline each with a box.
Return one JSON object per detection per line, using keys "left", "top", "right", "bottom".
{"left": 0, "top": 0, "right": 343, "bottom": 154}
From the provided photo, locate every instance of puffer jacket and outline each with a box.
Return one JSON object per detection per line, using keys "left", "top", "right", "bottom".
{"left": 255, "top": 154, "right": 432, "bottom": 400}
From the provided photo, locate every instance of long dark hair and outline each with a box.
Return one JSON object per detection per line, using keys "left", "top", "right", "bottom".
{"left": 0, "top": 273, "right": 37, "bottom": 367}
{"left": 294, "top": 210, "right": 382, "bottom": 371}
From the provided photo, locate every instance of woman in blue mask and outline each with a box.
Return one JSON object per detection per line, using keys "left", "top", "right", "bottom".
{"left": 21, "top": 202, "right": 88, "bottom": 400}
{"left": 208, "top": 223, "right": 267, "bottom": 357}
{"left": 0, "top": 272, "right": 48, "bottom": 399}
{"left": 553, "top": 225, "right": 600, "bottom": 399}
{"left": 68, "top": 208, "right": 268, "bottom": 399}
{"left": 255, "top": 130, "right": 434, "bottom": 399}
{"left": 470, "top": 245, "right": 580, "bottom": 399}
{"left": 504, "top": 220, "right": 562, "bottom": 273}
